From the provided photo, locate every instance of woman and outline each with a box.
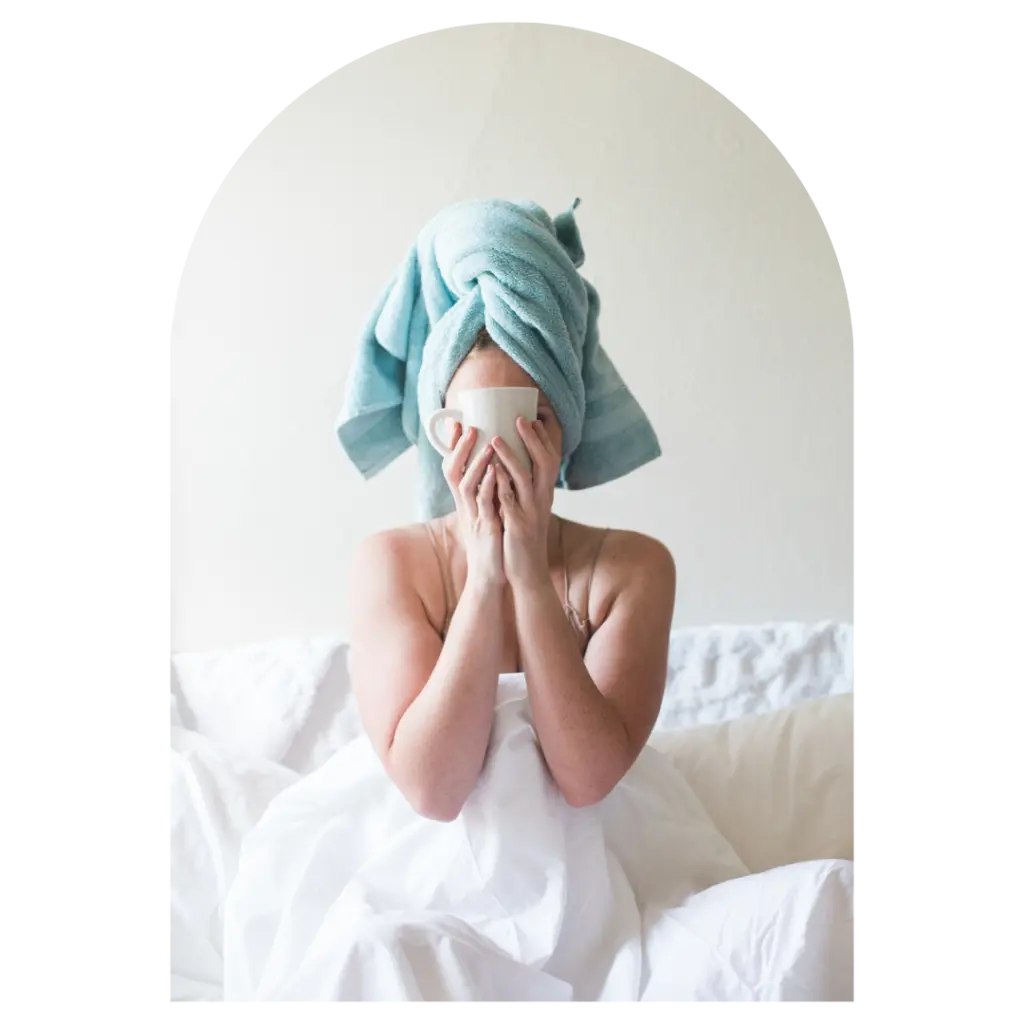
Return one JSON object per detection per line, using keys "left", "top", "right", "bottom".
{"left": 216, "top": 199, "right": 852, "bottom": 1001}
{"left": 348, "top": 330, "right": 676, "bottom": 821}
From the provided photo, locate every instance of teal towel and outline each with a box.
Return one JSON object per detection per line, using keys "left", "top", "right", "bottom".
{"left": 337, "top": 197, "right": 661, "bottom": 520}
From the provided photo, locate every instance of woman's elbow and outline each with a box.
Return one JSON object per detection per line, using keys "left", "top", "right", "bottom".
{"left": 556, "top": 751, "right": 633, "bottom": 808}
{"left": 411, "top": 794, "right": 463, "bottom": 822}
{"left": 401, "top": 777, "right": 464, "bottom": 822}
{"left": 561, "top": 777, "right": 616, "bottom": 809}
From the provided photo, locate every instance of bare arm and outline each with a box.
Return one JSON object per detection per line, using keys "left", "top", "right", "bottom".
{"left": 511, "top": 534, "right": 675, "bottom": 807}
{"left": 349, "top": 533, "right": 503, "bottom": 821}
{"left": 490, "top": 415, "right": 674, "bottom": 808}
{"left": 349, "top": 424, "right": 506, "bottom": 821}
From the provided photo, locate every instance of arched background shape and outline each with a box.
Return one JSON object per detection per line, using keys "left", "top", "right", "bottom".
{"left": 171, "top": 23, "right": 852, "bottom": 652}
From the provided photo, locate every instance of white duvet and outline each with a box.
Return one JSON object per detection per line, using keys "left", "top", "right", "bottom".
{"left": 170, "top": 623, "right": 853, "bottom": 1001}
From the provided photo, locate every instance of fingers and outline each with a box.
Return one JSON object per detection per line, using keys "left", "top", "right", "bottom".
{"left": 530, "top": 418, "right": 559, "bottom": 460}
{"left": 458, "top": 440, "right": 494, "bottom": 503}
{"left": 477, "top": 463, "right": 499, "bottom": 525}
{"left": 491, "top": 436, "right": 532, "bottom": 498}
{"left": 442, "top": 425, "right": 476, "bottom": 491}
{"left": 494, "top": 463, "right": 518, "bottom": 513}
{"left": 514, "top": 417, "right": 550, "bottom": 473}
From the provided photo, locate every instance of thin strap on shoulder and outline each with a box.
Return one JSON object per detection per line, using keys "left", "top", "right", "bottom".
{"left": 582, "top": 527, "right": 611, "bottom": 613}
{"left": 423, "top": 520, "right": 455, "bottom": 635}
{"left": 560, "top": 517, "right": 571, "bottom": 612}
{"left": 559, "top": 519, "right": 607, "bottom": 650}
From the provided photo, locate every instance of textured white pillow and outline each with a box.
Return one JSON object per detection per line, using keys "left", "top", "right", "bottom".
{"left": 650, "top": 695, "right": 853, "bottom": 873}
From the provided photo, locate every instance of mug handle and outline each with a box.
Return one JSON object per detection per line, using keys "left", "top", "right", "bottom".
{"left": 426, "top": 407, "right": 464, "bottom": 456}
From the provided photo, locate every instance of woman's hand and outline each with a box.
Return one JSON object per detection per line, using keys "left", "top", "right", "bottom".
{"left": 442, "top": 423, "right": 505, "bottom": 590}
{"left": 491, "top": 417, "right": 561, "bottom": 592}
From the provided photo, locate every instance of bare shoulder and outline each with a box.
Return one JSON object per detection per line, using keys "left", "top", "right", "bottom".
{"left": 603, "top": 528, "right": 674, "bottom": 572}
{"left": 581, "top": 525, "right": 675, "bottom": 624}
{"left": 351, "top": 523, "right": 425, "bottom": 575}
{"left": 349, "top": 522, "right": 446, "bottom": 633}
{"left": 572, "top": 523, "right": 673, "bottom": 579}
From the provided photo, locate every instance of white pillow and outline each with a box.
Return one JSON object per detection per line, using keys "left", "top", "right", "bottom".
{"left": 650, "top": 695, "right": 853, "bottom": 873}
{"left": 171, "top": 637, "right": 341, "bottom": 763}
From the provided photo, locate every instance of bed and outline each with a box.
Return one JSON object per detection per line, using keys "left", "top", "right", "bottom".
{"left": 170, "top": 620, "right": 853, "bottom": 1000}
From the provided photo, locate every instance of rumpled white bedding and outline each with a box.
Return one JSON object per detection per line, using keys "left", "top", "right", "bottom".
{"left": 171, "top": 622, "right": 852, "bottom": 775}
{"left": 170, "top": 622, "right": 853, "bottom": 1001}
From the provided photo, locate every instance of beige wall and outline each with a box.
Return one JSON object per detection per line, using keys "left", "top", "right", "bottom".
{"left": 171, "top": 23, "right": 852, "bottom": 652}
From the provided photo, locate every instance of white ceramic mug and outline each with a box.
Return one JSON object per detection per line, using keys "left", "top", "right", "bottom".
{"left": 426, "top": 386, "right": 539, "bottom": 473}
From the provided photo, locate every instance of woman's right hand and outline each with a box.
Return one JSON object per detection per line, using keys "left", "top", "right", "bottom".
{"left": 443, "top": 424, "right": 504, "bottom": 590}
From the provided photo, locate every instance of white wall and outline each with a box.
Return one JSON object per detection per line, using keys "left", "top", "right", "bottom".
{"left": 171, "top": 23, "right": 852, "bottom": 653}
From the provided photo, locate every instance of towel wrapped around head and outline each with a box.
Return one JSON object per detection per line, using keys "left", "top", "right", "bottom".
{"left": 337, "top": 197, "right": 661, "bottom": 520}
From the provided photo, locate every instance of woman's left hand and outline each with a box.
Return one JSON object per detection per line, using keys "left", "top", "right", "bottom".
{"left": 491, "top": 417, "right": 561, "bottom": 592}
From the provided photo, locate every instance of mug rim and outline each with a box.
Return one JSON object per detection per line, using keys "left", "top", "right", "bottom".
{"left": 450, "top": 385, "right": 538, "bottom": 396}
